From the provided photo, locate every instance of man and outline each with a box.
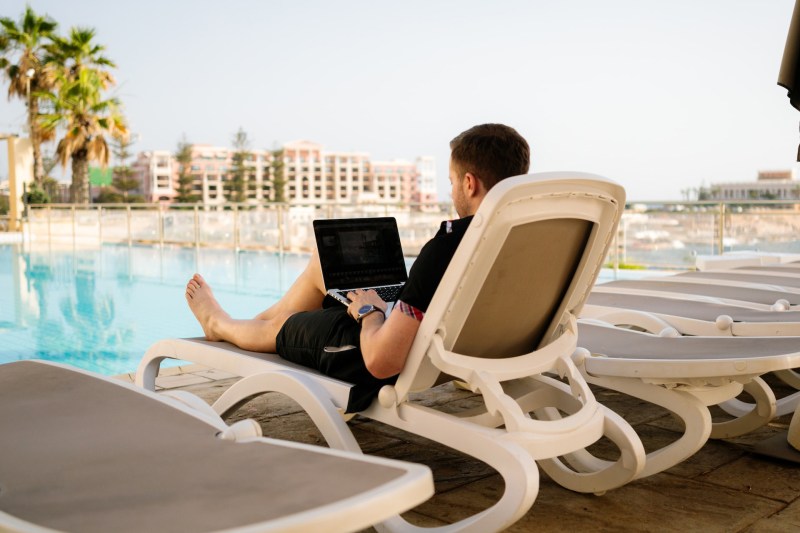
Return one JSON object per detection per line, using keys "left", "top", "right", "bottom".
{"left": 186, "top": 123, "right": 530, "bottom": 411}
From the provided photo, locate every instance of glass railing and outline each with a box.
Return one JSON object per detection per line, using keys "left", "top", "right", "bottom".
{"left": 612, "top": 201, "right": 800, "bottom": 269}
{"left": 23, "top": 202, "right": 457, "bottom": 256}
{"left": 21, "top": 200, "right": 800, "bottom": 268}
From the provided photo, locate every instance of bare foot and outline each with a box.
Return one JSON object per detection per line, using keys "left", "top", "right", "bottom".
{"left": 185, "top": 273, "right": 229, "bottom": 341}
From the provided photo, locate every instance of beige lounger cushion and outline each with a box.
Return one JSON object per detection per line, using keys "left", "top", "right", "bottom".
{"left": 602, "top": 280, "right": 800, "bottom": 306}
{"left": 587, "top": 292, "right": 800, "bottom": 323}
{"left": 0, "top": 361, "right": 407, "bottom": 533}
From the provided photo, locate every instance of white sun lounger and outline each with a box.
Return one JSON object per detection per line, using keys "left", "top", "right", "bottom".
{"left": 675, "top": 270, "right": 800, "bottom": 291}
{"left": 568, "top": 320, "right": 800, "bottom": 483}
{"left": 582, "top": 270, "right": 800, "bottom": 403}
{"left": 734, "top": 264, "right": 800, "bottom": 275}
{"left": 593, "top": 278, "right": 800, "bottom": 311}
{"left": 583, "top": 290, "right": 800, "bottom": 336}
{"left": 0, "top": 360, "right": 433, "bottom": 533}
{"left": 695, "top": 252, "right": 800, "bottom": 271}
{"left": 138, "top": 172, "right": 635, "bottom": 530}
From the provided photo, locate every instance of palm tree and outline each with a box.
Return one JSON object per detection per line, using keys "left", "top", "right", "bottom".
{"left": 40, "top": 68, "right": 127, "bottom": 204}
{"left": 45, "top": 27, "right": 116, "bottom": 89}
{"left": 0, "top": 6, "right": 58, "bottom": 186}
{"left": 39, "top": 27, "right": 126, "bottom": 204}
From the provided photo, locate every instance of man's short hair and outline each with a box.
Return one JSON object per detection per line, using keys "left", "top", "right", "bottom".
{"left": 450, "top": 124, "right": 530, "bottom": 190}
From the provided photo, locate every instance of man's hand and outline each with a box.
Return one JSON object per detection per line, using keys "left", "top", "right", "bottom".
{"left": 346, "top": 289, "right": 387, "bottom": 320}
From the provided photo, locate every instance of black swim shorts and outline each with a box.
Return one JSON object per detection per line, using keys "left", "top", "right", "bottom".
{"left": 275, "top": 305, "right": 396, "bottom": 412}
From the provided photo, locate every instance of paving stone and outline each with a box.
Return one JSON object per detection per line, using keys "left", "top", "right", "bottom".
{"left": 413, "top": 472, "right": 784, "bottom": 532}
{"left": 748, "top": 497, "right": 800, "bottom": 532}
{"left": 191, "top": 368, "right": 239, "bottom": 381}
{"left": 356, "top": 510, "right": 447, "bottom": 533}
{"left": 250, "top": 411, "right": 329, "bottom": 447}
{"left": 112, "top": 373, "right": 134, "bottom": 383}
{"left": 165, "top": 366, "right": 800, "bottom": 530}
{"left": 367, "top": 440, "right": 497, "bottom": 493}
{"left": 591, "top": 386, "right": 675, "bottom": 426}
{"left": 220, "top": 389, "right": 308, "bottom": 420}
{"left": 154, "top": 373, "right": 212, "bottom": 389}
{"left": 173, "top": 377, "right": 239, "bottom": 403}
{"left": 697, "top": 454, "right": 800, "bottom": 502}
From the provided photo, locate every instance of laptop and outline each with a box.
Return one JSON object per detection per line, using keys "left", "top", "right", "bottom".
{"left": 313, "top": 217, "right": 408, "bottom": 306}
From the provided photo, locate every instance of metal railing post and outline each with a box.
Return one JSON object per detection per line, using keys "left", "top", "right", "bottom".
{"left": 97, "top": 206, "right": 103, "bottom": 244}
{"left": 47, "top": 206, "right": 52, "bottom": 247}
{"left": 717, "top": 202, "right": 726, "bottom": 254}
{"left": 277, "top": 204, "right": 285, "bottom": 256}
{"left": 71, "top": 205, "right": 76, "bottom": 248}
{"left": 233, "top": 204, "right": 240, "bottom": 252}
{"left": 158, "top": 205, "right": 164, "bottom": 248}
{"left": 194, "top": 205, "right": 200, "bottom": 249}
{"left": 613, "top": 223, "right": 620, "bottom": 277}
{"left": 622, "top": 217, "right": 628, "bottom": 265}
{"left": 126, "top": 205, "right": 132, "bottom": 246}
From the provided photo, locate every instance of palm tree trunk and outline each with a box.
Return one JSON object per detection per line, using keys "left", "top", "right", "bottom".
{"left": 27, "top": 98, "right": 45, "bottom": 185}
{"left": 70, "top": 149, "right": 90, "bottom": 204}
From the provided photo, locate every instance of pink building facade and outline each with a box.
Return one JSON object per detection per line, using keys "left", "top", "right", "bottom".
{"left": 133, "top": 141, "right": 438, "bottom": 207}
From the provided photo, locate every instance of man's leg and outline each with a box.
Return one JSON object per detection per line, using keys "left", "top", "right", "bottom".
{"left": 185, "top": 249, "right": 327, "bottom": 352}
{"left": 253, "top": 248, "right": 327, "bottom": 321}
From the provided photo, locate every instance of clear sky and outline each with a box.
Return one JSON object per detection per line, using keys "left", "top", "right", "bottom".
{"left": 1, "top": 0, "right": 798, "bottom": 201}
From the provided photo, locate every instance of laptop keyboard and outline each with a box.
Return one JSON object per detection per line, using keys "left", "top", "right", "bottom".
{"left": 334, "top": 284, "right": 403, "bottom": 302}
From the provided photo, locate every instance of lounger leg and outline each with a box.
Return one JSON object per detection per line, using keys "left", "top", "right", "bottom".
{"left": 365, "top": 403, "right": 539, "bottom": 533}
{"left": 775, "top": 369, "right": 800, "bottom": 389}
{"left": 212, "top": 370, "right": 361, "bottom": 453}
{"left": 578, "top": 375, "right": 712, "bottom": 481}
{"left": 712, "top": 377, "right": 777, "bottom": 437}
{"left": 537, "top": 404, "right": 645, "bottom": 494}
{"left": 484, "top": 374, "right": 643, "bottom": 494}
{"left": 135, "top": 355, "right": 166, "bottom": 390}
{"left": 137, "top": 339, "right": 194, "bottom": 390}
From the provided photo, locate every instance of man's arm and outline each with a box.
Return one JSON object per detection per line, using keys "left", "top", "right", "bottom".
{"left": 347, "top": 290, "right": 420, "bottom": 379}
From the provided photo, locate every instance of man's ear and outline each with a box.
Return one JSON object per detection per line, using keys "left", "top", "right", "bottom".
{"left": 463, "top": 172, "right": 482, "bottom": 197}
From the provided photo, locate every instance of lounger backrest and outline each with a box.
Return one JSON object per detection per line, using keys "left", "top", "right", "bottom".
{"left": 394, "top": 172, "right": 625, "bottom": 394}
{"left": 452, "top": 217, "right": 593, "bottom": 357}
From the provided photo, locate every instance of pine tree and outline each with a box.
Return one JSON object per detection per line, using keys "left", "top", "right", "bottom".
{"left": 270, "top": 148, "right": 286, "bottom": 203}
{"left": 227, "top": 127, "right": 250, "bottom": 203}
{"left": 174, "top": 134, "right": 198, "bottom": 203}
{"left": 111, "top": 135, "right": 141, "bottom": 202}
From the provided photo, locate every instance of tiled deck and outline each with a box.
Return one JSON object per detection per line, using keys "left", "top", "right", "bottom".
{"left": 118, "top": 366, "right": 800, "bottom": 532}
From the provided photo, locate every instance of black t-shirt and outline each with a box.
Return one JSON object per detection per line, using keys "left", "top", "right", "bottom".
{"left": 397, "top": 215, "right": 473, "bottom": 314}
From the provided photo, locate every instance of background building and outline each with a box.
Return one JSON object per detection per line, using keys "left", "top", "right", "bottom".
{"left": 132, "top": 140, "right": 438, "bottom": 207}
{"left": 707, "top": 169, "right": 800, "bottom": 201}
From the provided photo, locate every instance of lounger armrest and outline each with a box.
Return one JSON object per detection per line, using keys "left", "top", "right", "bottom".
{"left": 427, "top": 318, "right": 579, "bottom": 382}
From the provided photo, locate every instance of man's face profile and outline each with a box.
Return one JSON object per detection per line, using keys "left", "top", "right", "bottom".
{"left": 449, "top": 158, "right": 468, "bottom": 218}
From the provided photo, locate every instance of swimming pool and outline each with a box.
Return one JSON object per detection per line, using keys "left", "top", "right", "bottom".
{"left": 0, "top": 242, "right": 661, "bottom": 376}
{"left": 0, "top": 243, "right": 310, "bottom": 375}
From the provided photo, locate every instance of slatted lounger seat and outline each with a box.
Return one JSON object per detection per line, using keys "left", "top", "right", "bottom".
{"left": 0, "top": 360, "right": 433, "bottom": 533}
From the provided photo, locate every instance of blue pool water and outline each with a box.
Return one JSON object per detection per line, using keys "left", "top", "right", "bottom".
{"left": 0, "top": 242, "right": 659, "bottom": 376}
{"left": 0, "top": 243, "right": 309, "bottom": 375}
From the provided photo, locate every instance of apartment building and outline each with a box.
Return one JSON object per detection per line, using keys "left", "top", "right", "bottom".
{"left": 708, "top": 170, "right": 800, "bottom": 201}
{"left": 133, "top": 140, "right": 437, "bottom": 206}
{"left": 132, "top": 150, "right": 174, "bottom": 202}
{"left": 132, "top": 145, "right": 273, "bottom": 204}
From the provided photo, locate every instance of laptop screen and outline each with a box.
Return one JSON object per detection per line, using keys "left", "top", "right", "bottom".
{"left": 313, "top": 217, "right": 408, "bottom": 289}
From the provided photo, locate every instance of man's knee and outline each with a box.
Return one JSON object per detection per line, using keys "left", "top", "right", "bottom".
{"left": 303, "top": 247, "right": 326, "bottom": 294}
